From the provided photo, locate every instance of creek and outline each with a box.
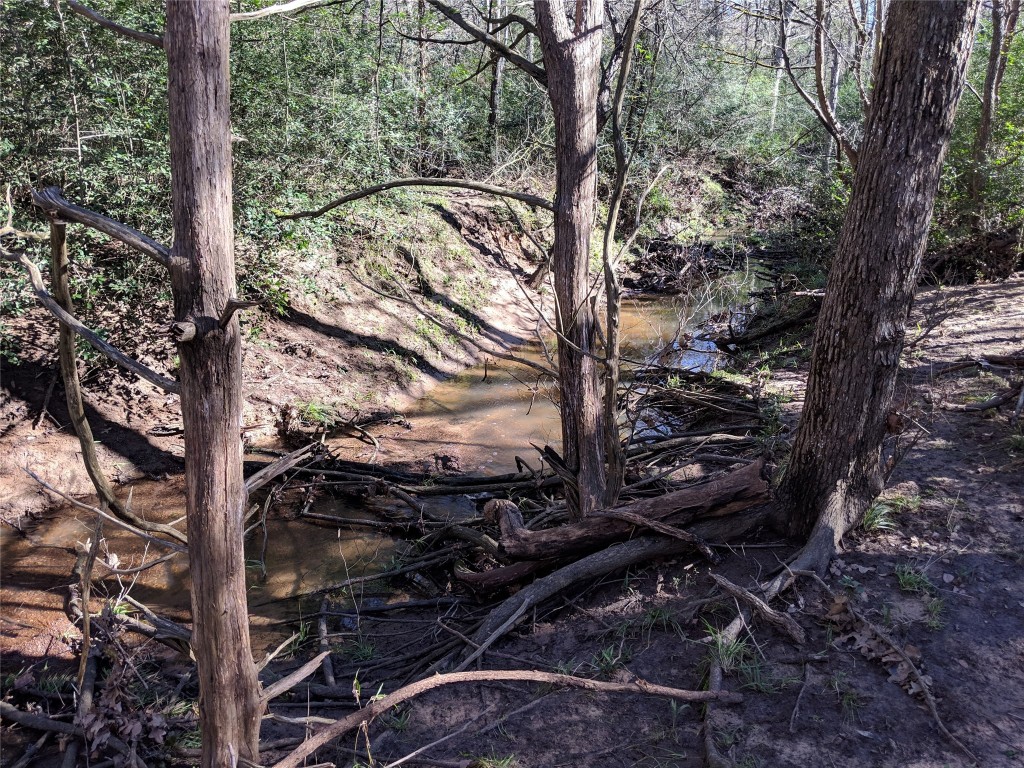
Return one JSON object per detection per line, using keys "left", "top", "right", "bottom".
{"left": 0, "top": 261, "right": 762, "bottom": 645}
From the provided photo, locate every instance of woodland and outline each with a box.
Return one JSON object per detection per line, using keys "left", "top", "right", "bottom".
{"left": 1, "top": 0, "right": 1023, "bottom": 767}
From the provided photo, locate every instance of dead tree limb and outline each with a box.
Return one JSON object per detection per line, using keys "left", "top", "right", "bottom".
{"left": 32, "top": 187, "right": 171, "bottom": 268}
{"left": 47, "top": 220, "right": 187, "bottom": 543}
{"left": 270, "top": 669, "right": 742, "bottom": 768}
{"left": 26, "top": 469, "right": 187, "bottom": 552}
{"left": 425, "top": 0, "right": 546, "bottom": 85}
{"left": 0, "top": 702, "right": 145, "bottom": 768}
{"left": 230, "top": 0, "right": 342, "bottom": 21}
{"left": 66, "top": 0, "right": 165, "bottom": 48}
{"left": 280, "top": 177, "right": 553, "bottom": 220}
{"left": 490, "top": 459, "right": 769, "bottom": 560}
{"left": 710, "top": 573, "right": 805, "bottom": 644}
{"left": 1, "top": 247, "right": 180, "bottom": 394}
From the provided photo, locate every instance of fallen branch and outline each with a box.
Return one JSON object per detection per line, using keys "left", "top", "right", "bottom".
{"left": 261, "top": 651, "right": 331, "bottom": 702}
{"left": 0, "top": 702, "right": 145, "bottom": 768}
{"left": 246, "top": 443, "right": 319, "bottom": 494}
{"left": 492, "top": 459, "right": 769, "bottom": 560}
{"left": 270, "top": 669, "right": 742, "bottom": 768}
{"left": 710, "top": 573, "right": 805, "bottom": 644}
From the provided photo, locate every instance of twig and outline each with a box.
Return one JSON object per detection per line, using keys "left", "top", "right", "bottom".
{"left": 788, "top": 664, "right": 811, "bottom": 734}
{"left": 10, "top": 732, "right": 52, "bottom": 768}
{"left": 381, "top": 706, "right": 493, "bottom": 768}
{"left": 453, "top": 602, "right": 529, "bottom": 672}
{"left": 596, "top": 508, "right": 721, "bottom": 565}
{"left": 319, "top": 598, "right": 337, "bottom": 687}
{"left": 270, "top": 669, "right": 742, "bottom": 768}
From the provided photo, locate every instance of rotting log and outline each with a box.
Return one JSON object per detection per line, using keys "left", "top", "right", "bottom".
{"left": 485, "top": 459, "right": 769, "bottom": 561}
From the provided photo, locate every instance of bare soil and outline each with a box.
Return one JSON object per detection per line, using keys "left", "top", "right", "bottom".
{"left": 2, "top": 254, "right": 1023, "bottom": 766}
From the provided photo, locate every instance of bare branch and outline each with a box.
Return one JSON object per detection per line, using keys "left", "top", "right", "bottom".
{"left": 260, "top": 651, "right": 330, "bottom": 702}
{"left": 32, "top": 187, "right": 170, "bottom": 268}
{"left": 67, "top": 1, "right": 164, "bottom": 48}
{"left": 427, "top": 0, "right": 547, "bottom": 85}
{"left": 1, "top": 247, "right": 180, "bottom": 394}
{"left": 230, "top": 0, "right": 343, "bottom": 21}
{"left": 280, "top": 177, "right": 552, "bottom": 220}
{"left": 24, "top": 468, "right": 187, "bottom": 552}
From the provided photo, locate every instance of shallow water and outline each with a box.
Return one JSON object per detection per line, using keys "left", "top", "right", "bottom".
{"left": 1, "top": 262, "right": 760, "bottom": 638}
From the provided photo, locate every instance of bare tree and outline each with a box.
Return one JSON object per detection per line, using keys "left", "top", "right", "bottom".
{"left": 777, "top": 0, "right": 981, "bottom": 573}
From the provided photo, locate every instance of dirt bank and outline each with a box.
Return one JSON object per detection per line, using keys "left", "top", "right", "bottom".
{"left": 0, "top": 192, "right": 543, "bottom": 524}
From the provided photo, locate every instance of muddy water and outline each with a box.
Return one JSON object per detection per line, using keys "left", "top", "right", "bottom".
{"left": 371, "top": 263, "right": 760, "bottom": 473}
{"left": 1, "top": 263, "right": 759, "bottom": 644}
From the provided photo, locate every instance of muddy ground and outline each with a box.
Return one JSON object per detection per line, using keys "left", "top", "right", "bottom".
{"left": 2, "top": 239, "right": 1023, "bottom": 766}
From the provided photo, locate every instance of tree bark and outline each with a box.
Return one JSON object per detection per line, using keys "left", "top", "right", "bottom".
{"left": 778, "top": 0, "right": 980, "bottom": 570}
{"left": 165, "top": 1, "right": 262, "bottom": 763}
{"left": 535, "top": 0, "right": 606, "bottom": 520}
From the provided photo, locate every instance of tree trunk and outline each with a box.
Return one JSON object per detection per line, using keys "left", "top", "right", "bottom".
{"left": 165, "top": 1, "right": 262, "bottom": 764}
{"left": 968, "top": 0, "right": 1021, "bottom": 222}
{"left": 778, "top": 0, "right": 980, "bottom": 571}
{"left": 535, "top": 0, "right": 606, "bottom": 520}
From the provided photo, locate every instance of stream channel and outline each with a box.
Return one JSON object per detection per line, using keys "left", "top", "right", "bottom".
{"left": 2, "top": 262, "right": 762, "bottom": 646}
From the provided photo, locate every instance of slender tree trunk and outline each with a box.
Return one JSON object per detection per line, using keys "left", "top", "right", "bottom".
{"left": 769, "top": 0, "right": 794, "bottom": 132}
{"left": 535, "top": 0, "right": 606, "bottom": 520}
{"left": 165, "top": 1, "right": 262, "bottom": 764}
{"left": 821, "top": 37, "right": 842, "bottom": 174}
{"left": 778, "top": 0, "right": 980, "bottom": 572}
{"left": 968, "top": 0, "right": 1020, "bottom": 223}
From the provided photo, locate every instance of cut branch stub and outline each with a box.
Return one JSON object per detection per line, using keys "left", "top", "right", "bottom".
{"left": 169, "top": 321, "right": 198, "bottom": 343}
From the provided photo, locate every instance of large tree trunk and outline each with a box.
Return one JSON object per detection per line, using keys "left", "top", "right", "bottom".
{"left": 535, "top": 0, "right": 606, "bottom": 521}
{"left": 165, "top": 1, "right": 262, "bottom": 764}
{"left": 778, "top": 0, "right": 979, "bottom": 571}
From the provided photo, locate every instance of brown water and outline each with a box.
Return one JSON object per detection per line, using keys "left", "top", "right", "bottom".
{"left": 371, "top": 263, "right": 760, "bottom": 473}
{"left": 1, "top": 263, "right": 760, "bottom": 641}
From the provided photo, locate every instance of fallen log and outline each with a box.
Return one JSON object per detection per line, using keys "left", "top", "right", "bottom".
{"left": 485, "top": 459, "right": 768, "bottom": 561}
